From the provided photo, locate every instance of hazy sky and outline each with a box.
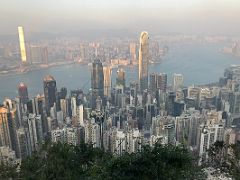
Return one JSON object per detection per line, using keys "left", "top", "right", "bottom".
{"left": 1, "top": 0, "right": 240, "bottom": 35}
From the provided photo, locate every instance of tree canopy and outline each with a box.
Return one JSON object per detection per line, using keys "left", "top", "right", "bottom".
{"left": 2, "top": 142, "right": 207, "bottom": 180}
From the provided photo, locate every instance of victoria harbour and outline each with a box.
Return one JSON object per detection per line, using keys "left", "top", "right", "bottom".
{"left": 0, "top": 42, "right": 238, "bottom": 102}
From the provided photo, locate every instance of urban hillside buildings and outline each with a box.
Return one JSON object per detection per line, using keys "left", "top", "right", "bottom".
{"left": 0, "top": 31, "right": 239, "bottom": 175}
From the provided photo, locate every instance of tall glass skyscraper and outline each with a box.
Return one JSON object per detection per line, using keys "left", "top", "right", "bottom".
{"left": 91, "top": 59, "right": 104, "bottom": 109}
{"left": 43, "top": 75, "right": 57, "bottom": 114}
{"left": 103, "top": 66, "right": 112, "bottom": 98}
{"left": 18, "top": 82, "right": 29, "bottom": 104}
{"left": 138, "top": 31, "right": 149, "bottom": 92}
{"left": 18, "top": 26, "right": 27, "bottom": 63}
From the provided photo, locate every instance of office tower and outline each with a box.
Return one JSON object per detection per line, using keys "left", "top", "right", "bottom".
{"left": 173, "top": 73, "right": 183, "bottom": 91}
{"left": 130, "top": 43, "right": 137, "bottom": 64}
{"left": 18, "top": 82, "right": 29, "bottom": 104}
{"left": 166, "top": 92, "right": 176, "bottom": 116}
{"left": 139, "top": 31, "right": 149, "bottom": 92}
{"left": 43, "top": 75, "right": 57, "bottom": 115}
{"left": 103, "top": 66, "right": 112, "bottom": 98}
{"left": 230, "top": 92, "right": 240, "bottom": 115}
{"left": 60, "top": 87, "right": 67, "bottom": 99}
{"left": 157, "top": 73, "right": 167, "bottom": 93}
{"left": 173, "top": 101, "right": 184, "bottom": 116}
{"left": 116, "top": 68, "right": 125, "bottom": 88}
{"left": 149, "top": 73, "right": 157, "bottom": 93}
{"left": 71, "top": 89, "right": 83, "bottom": 106}
{"left": 18, "top": 26, "right": 27, "bottom": 63}
{"left": 91, "top": 59, "right": 104, "bottom": 109}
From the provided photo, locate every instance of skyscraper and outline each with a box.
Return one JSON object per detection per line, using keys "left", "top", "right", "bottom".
{"left": 0, "top": 106, "right": 11, "bottom": 148}
{"left": 138, "top": 31, "right": 149, "bottom": 92}
{"left": 173, "top": 73, "right": 183, "bottom": 91}
{"left": 91, "top": 59, "right": 104, "bottom": 109}
{"left": 43, "top": 75, "right": 57, "bottom": 114}
{"left": 103, "top": 66, "right": 112, "bottom": 98}
{"left": 18, "top": 26, "right": 27, "bottom": 63}
{"left": 149, "top": 73, "right": 157, "bottom": 93}
{"left": 18, "top": 82, "right": 29, "bottom": 104}
{"left": 0, "top": 102, "right": 18, "bottom": 157}
{"left": 116, "top": 68, "right": 125, "bottom": 88}
{"left": 157, "top": 73, "right": 167, "bottom": 93}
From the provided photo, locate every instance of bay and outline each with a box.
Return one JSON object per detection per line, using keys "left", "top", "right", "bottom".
{"left": 0, "top": 42, "right": 239, "bottom": 102}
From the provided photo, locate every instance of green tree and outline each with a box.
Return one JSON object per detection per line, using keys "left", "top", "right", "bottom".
{"left": 207, "top": 141, "right": 240, "bottom": 179}
{"left": 0, "top": 160, "right": 18, "bottom": 179}
{"left": 19, "top": 142, "right": 206, "bottom": 180}
{"left": 104, "top": 144, "right": 206, "bottom": 180}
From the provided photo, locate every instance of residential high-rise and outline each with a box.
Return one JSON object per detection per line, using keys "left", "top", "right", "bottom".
{"left": 18, "top": 82, "right": 29, "bottom": 104}
{"left": 138, "top": 31, "right": 149, "bottom": 92}
{"left": 0, "top": 102, "right": 18, "bottom": 157}
{"left": 157, "top": 73, "right": 167, "bottom": 93}
{"left": 43, "top": 75, "right": 57, "bottom": 115}
{"left": 103, "top": 66, "right": 112, "bottom": 98}
{"left": 16, "top": 128, "right": 30, "bottom": 159}
{"left": 173, "top": 73, "right": 183, "bottom": 91}
{"left": 91, "top": 59, "right": 104, "bottom": 109}
{"left": 197, "top": 122, "right": 225, "bottom": 164}
{"left": 0, "top": 106, "right": 11, "bottom": 148}
{"left": 27, "top": 114, "right": 43, "bottom": 152}
{"left": 18, "top": 26, "right": 27, "bottom": 63}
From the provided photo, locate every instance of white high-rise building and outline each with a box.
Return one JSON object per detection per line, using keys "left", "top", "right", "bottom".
{"left": 28, "top": 114, "right": 42, "bottom": 152}
{"left": 197, "top": 121, "right": 225, "bottom": 164}
{"left": 60, "top": 99, "right": 67, "bottom": 119}
{"left": 71, "top": 97, "right": 77, "bottom": 117}
{"left": 84, "top": 119, "right": 100, "bottom": 148}
{"left": 51, "top": 128, "right": 64, "bottom": 143}
{"left": 78, "top": 104, "right": 84, "bottom": 126}
{"left": 126, "top": 129, "right": 142, "bottom": 153}
{"left": 115, "top": 130, "right": 126, "bottom": 155}
{"left": 51, "top": 127, "right": 78, "bottom": 145}
{"left": 173, "top": 73, "right": 183, "bottom": 91}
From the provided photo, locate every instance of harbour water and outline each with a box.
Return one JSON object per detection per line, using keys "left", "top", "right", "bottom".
{"left": 0, "top": 42, "right": 239, "bottom": 102}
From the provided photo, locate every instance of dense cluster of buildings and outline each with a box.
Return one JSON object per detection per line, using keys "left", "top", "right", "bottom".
{"left": 0, "top": 27, "right": 166, "bottom": 74}
{"left": 0, "top": 32, "right": 240, "bottom": 169}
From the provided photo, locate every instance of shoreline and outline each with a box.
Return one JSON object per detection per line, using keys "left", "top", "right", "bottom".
{"left": 0, "top": 61, "right": 78, "bottom": 77}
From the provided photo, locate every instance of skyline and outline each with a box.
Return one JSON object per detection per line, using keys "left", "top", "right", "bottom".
{"left": 1, "top": 0, "right": 240, "bottom": 36}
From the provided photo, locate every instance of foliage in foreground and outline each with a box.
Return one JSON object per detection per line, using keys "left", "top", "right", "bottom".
{"left": 207, "top": 141, "right": 240, "bottom": 180}
{"left": 2, "top": 142, "right": 207, "bottom": 180}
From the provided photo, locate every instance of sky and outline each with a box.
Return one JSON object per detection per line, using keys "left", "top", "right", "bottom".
{"left": 1, "top": 0, "right": 240, "bottom": 35}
